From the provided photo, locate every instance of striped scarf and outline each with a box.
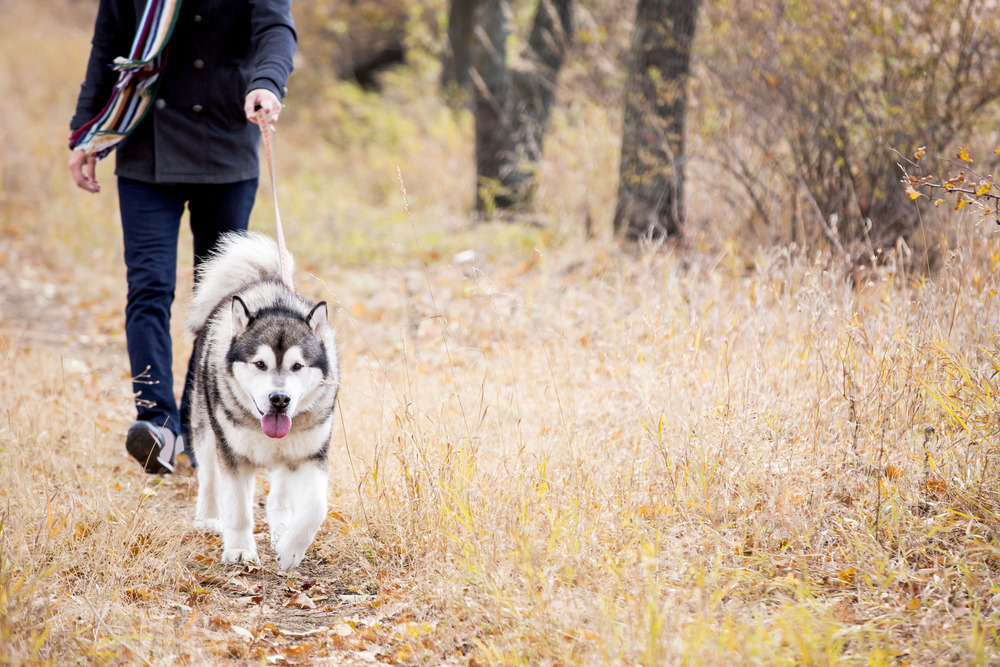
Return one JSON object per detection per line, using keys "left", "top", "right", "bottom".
{"left": 69, "top": 0, "right": 183, "bottom": 158}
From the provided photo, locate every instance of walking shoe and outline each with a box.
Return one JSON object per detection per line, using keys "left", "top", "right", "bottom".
{"left": 126, "top": 421, "right": 183, "bottom": 474}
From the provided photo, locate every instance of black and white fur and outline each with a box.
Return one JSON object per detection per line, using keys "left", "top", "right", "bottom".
{"left": 186, "top": 232, "right": 339, "bottom": 572}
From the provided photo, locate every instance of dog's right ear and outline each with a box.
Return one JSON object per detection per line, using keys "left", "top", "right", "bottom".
{"left": 232, "top": 296, "right": 251, "bottom": 336}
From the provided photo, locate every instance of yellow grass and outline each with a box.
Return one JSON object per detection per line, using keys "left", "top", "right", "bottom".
{"left": 3, "top": 1, "right": 1000, "bottom": 664}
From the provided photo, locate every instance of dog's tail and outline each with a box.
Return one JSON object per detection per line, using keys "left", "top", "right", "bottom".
{"left": 186, "top": 232, "right": 294, "bottom": 337}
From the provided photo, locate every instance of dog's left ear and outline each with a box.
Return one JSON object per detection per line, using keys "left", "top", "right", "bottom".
{"left": 307, "top": 302, "right": 328, "bottom": 336}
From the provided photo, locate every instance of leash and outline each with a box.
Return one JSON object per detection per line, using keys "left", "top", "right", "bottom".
{"left": 253, "top": 107, "right": 294, "bottom": 291}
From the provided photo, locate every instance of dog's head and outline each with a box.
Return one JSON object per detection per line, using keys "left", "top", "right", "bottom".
{"left": 228, "top": 296, "right": 331, "bottom": 438}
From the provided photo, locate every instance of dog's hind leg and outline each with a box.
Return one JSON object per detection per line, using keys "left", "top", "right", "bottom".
{"left": 270, "top": 463, "right": 329, "bottom": 572}
{"left": 219, "top": 464, "right": 259, "bottom": 565}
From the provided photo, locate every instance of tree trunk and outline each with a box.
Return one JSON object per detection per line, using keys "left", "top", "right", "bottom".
{"left": 513, "top": 0, "right": 573, "bottom": 176}
{"left": 614, "top": 0, "right": 701, "bottom": 242}
{"left": 471, "top": 0, "right": 573, "bottom": 214}
{"left": 471, "top": 0, "right": 514, "bottom": 211}
{"left": 441, "top": 0, "right": 476, "bottom": 90}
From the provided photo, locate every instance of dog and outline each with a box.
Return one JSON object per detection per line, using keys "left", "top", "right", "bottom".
{"left": 186, "top": 232, "right": 339, "bottom": 572}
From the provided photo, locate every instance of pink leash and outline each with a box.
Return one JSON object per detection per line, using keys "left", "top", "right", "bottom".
{"left": 253, "top": 108, "right": 294, "bottom": 291}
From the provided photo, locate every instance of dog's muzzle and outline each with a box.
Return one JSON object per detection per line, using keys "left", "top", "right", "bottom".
{"left": 261, "top": 392, "right": 292, "bottom": 439}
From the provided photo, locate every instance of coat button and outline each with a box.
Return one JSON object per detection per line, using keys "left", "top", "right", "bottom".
{"left": 192, "top": 104, "right": 204, "bottom": 113}
{"left": 193, "top": 59, "right": 205, "bottom": 70}
{"left": 154, "top": 99, "right": 167, "bottom": 110}
{"left": 193, "top": 14, "right": 202, "bottom": 22}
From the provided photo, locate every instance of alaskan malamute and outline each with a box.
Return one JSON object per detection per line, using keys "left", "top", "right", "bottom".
{"left": 186, "top": 232, "right": 339, "bottom": 572}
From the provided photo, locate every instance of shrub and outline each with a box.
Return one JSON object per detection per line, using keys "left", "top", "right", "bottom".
{"left": 695, "top": 0, "right": 1000, "bottom": 263}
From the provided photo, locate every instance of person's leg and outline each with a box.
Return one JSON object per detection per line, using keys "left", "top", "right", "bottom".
{"left": 118, "top": 177, "right": 186, "bottom": 473}
{"left": 188, "top": 179, "right": 258, "bottom": 267}
{"left": 179, "top": 179, "right": 259, "bottom": 462}
{"left": 118, "top": 177, "right": 184, "bottom": 432}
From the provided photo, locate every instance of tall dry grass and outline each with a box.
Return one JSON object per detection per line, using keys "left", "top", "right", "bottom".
{"left": 3, "top": 1, "right": 1000, "bottom": 665}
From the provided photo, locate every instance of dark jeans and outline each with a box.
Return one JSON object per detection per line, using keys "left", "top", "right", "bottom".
{"left": 118, "top": 176, "right": 258, "bottom": 453}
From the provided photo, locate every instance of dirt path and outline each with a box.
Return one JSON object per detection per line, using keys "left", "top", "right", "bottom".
{"left": 153, "top": 474, "right": 402, "bottom": 665}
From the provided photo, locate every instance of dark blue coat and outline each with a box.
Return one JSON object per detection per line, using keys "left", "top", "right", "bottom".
{"left": 71, "top": 0, "right": 297, "bottom": 184}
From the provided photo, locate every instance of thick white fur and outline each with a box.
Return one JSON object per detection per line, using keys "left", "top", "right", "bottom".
{"left": 189, "top": 232, "right": 336, "bottom": 572}
{"left": 186, "top": 231, "right": 294, "bottom": 339}
{"left": 194, "top": 427, "right": 331, "bottom": 571}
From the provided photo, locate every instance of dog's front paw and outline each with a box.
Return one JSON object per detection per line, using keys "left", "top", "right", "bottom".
{"left": 194, "top": 518, "right": 223, "bottom": 534}
{"left": 276, "top": 548, "right": 304, "bottom": 573}
{"left": 274, "top": 530, "right": 313, "bottom": 572}
{"left": 221, "top": 548, "right": 260, "bottom": 566}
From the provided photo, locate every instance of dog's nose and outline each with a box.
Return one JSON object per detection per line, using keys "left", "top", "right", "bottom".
{"left": 269, "top": 391, "right": 291, "bottom": 411}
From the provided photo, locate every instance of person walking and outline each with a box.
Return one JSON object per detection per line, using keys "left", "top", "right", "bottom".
{"left": 68, "top": 0, "right": 297, "bottom": 473}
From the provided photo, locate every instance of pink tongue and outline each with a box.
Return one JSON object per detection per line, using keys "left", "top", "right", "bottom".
{"left": 261, "top": 413, "right": 292, "bottom": 439}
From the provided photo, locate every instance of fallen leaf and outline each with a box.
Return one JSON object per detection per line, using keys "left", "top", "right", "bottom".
{"left": 129, "top": 533, "right": 152, "bottom": 557}
{"left": 923, "top": 478, "right": 948, "bottom": 497}
{"left": 884, "top": 465, "right": 903, "bottom": 480}
{"left": 284, "top": 592, "right": 316, "bottom": 609}
{"left": 276, "top": 627, "right": 327, "bottom": 639}
{"left": 332, "top": 621, "right": 355, "bottom": 636}
{"left": 836, "top": 568, "right": 857, "bottom": 584}
{"left": 231, "top": 576, "right": 260, "bottom": 595}
{"left": 123, "top": 587, "right": 158, "bottom": 603}
{"left": 281, "top": 642, "right": 315, "bottom": 655}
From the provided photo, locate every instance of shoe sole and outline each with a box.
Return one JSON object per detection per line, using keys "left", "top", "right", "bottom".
{"left": 126, "top": 425, "right": 174, "bottom": 474}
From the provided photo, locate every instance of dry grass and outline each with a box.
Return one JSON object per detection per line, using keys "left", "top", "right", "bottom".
{"left": 4, "top": 1, "right": 1000, "bottom": 664}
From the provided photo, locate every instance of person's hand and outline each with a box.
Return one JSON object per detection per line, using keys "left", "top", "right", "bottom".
{"left": 245, "top": 88, "right": 283, "bottom": 125}
{"left": 69, "top": 149, "right": 100, "bottom": 193}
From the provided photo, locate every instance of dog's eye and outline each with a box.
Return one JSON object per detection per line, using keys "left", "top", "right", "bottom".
{"left": 254, "top": 361, "right": 267, "bottom": 370}
{"left": 291, "top": 362, "right": 303, "bottom": 372}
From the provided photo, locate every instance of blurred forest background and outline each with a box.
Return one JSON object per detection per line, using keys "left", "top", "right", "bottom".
{"left": 6, "top": 0, "right": 1000, "bottom": 265}
{"left": 288, "top": 0, "right": 1000, "bottom": 264}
